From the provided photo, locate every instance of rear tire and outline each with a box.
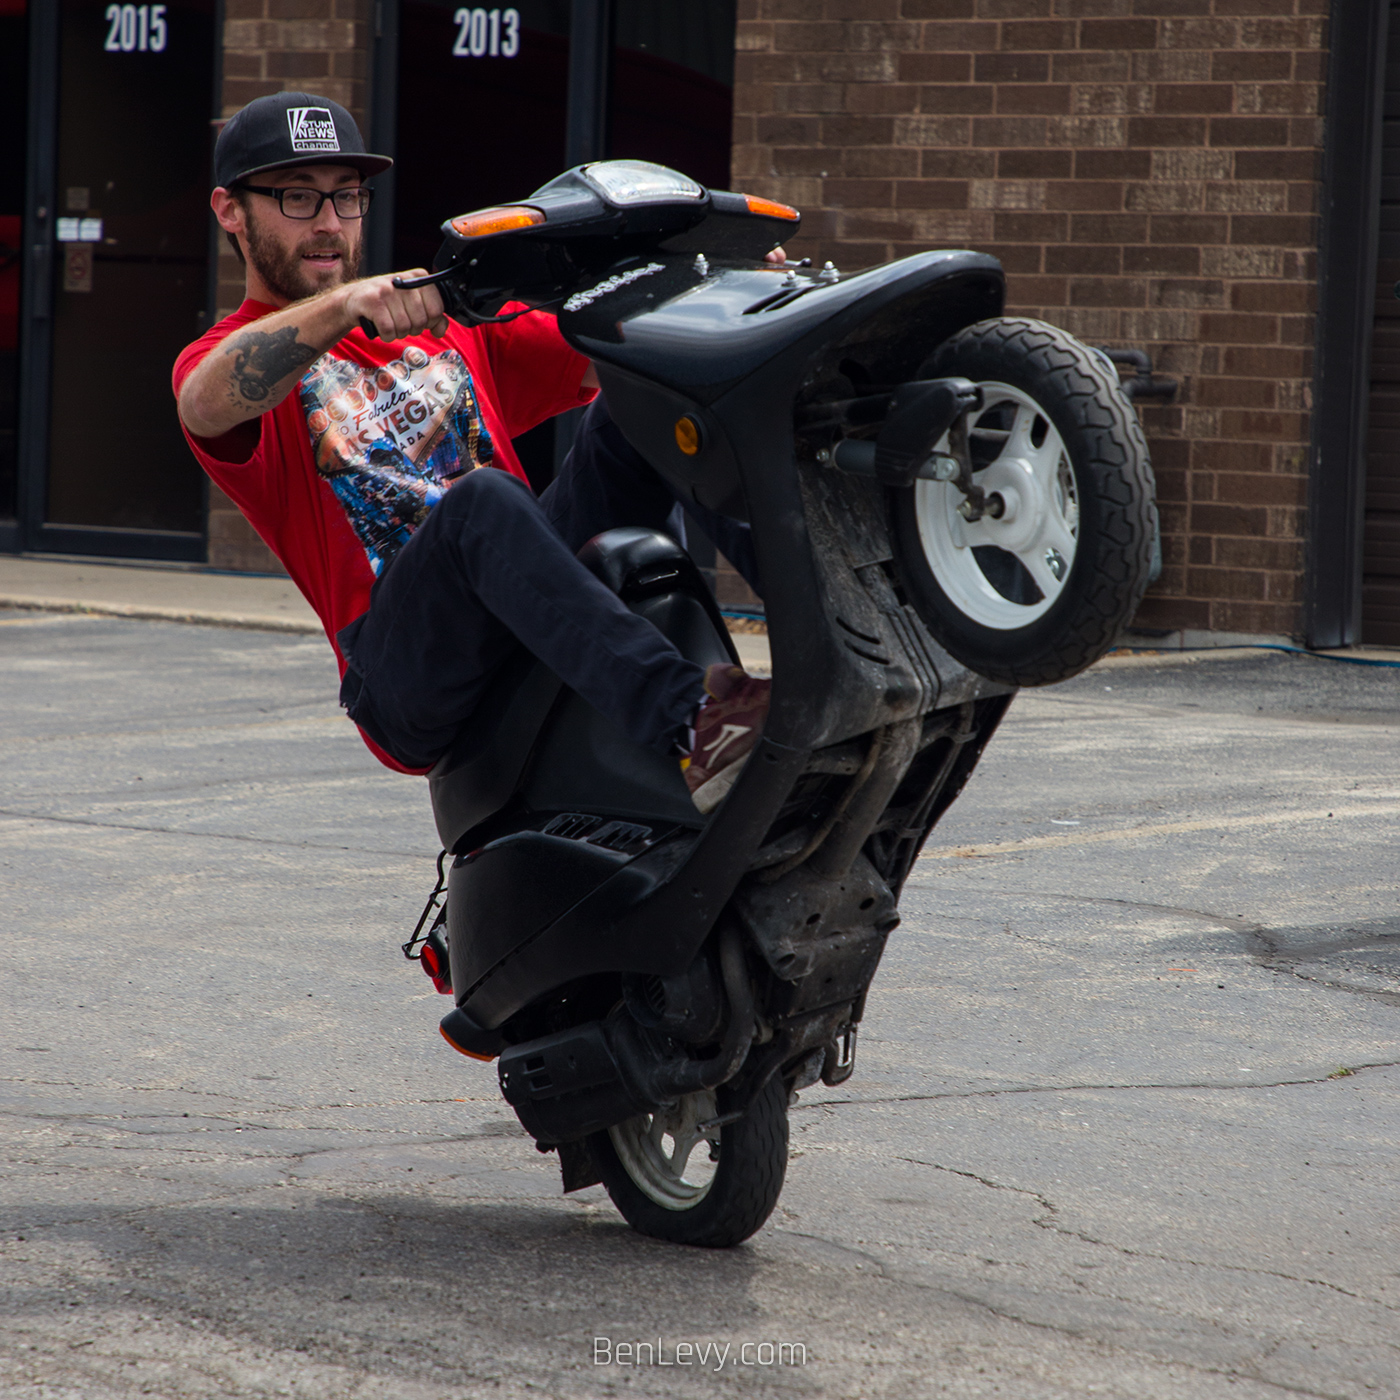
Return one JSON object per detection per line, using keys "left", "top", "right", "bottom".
{"left": 891, "top": 316, "right": 1156, "bottom": 687}
{"left": 588, "top": 1074, "right": 788, "bottom": 1248}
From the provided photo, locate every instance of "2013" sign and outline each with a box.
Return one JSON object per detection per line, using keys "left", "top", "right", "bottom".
{"left": 452, "top": 7, "right": 520, "bottom": 58}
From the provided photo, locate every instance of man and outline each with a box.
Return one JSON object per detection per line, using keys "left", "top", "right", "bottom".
{"left": 174, "top": 92, "right": 769, "bottom": 811}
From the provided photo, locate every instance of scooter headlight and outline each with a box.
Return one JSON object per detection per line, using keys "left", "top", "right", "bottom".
{"left": 582, "top": 160, "right": 705, "bottom": 206}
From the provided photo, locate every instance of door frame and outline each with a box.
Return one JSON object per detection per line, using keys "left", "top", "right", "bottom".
{"left": 1305, "top": 0, "right": 1390, "bottom": 647}
{"left": 10, "top": 0, "right": 218, "bottom": 564}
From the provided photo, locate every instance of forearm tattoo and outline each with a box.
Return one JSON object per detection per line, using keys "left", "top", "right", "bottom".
{"left": 223, "top": 324, "right": 320, "bottom": 405}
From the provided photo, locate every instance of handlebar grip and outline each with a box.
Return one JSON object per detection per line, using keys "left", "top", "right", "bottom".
{"left": 359, "top": 316, "right": 379, "bottom": 340}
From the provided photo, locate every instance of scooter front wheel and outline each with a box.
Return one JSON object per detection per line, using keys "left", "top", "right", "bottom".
{"left": 891, "top": 316, "right": 1157, "bottom": 687}
{"left": 588, "top": 1074, "right": 788, "bottom": 1247}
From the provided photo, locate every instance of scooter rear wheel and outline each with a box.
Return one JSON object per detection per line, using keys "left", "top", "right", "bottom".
{"left": 890, "top": 316, "right": 1156, "bottom": 687}
{"left": 588, "top": 1074, "right": 788, "bottom": 1247}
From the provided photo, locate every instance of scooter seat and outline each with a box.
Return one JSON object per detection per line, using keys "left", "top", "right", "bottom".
{"left": 428, "top": 528, "right": 740, "bottom": 852}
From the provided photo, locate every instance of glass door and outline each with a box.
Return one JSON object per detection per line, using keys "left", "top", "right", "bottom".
{"left": 0, "top": 0, "right": 26, "bottom": 547}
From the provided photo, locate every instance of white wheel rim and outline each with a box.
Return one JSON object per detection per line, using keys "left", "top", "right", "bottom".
{"left": 607, "top": 1090, "right": 720, "bottom": 1211}
{"left": 912, "top": 382, "right": 1079, "bottom": 630}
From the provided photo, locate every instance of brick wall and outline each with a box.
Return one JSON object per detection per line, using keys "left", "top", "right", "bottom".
{"left": 208, "top": 0, "right": 370, "bottom": 572}
{"left": 732, "top": 0, "right": 1328, "bottom": 639}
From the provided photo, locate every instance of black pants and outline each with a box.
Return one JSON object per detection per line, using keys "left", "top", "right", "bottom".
{"left": 337, "top": 397, "right": 758, "bottom": 770}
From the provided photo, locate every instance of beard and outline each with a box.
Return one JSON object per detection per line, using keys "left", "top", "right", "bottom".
{"left": 243, "top": 209, "right": 363, "bottom": 303}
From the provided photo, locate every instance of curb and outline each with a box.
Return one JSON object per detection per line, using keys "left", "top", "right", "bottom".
{"left": 0, "top": 595, "right": 323, "bottom": 635}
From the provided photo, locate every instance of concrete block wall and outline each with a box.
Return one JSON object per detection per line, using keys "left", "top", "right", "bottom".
{"left": 731, "top": 0, "right": 1329, "bottom": 639}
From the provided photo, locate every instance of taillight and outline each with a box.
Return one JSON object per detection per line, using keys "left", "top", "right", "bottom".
{"left": 448, "top": 205, "right": 546, "bottom": 239}
{"left": 742, "top": 194, "right": 800, "bottom": 221}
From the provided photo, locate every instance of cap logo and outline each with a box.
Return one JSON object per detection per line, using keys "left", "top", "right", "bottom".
{"left": 287, "top": 107, "right": 340, "bottom": 154}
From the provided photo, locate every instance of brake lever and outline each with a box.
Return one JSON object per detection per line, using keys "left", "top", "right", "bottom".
{"left": 359, "top": 268, "right": 464, "bottom": 339}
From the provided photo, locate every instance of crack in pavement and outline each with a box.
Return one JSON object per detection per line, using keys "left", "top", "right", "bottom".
{"left": 0, "top": 808, "right": 427, "bottom": 860}
{"left": 802, "top": 1058, "right": 1400, "bottom": 1109}
{"left": 895, "top": 1158, "right": 1392, "bottom": 1312}
{"left": 775, "top": 1229, "right": 1356, "bottom": 1400}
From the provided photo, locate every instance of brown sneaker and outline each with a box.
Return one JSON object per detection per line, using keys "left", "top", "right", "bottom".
{"left": 684, "top": 663, "right": 771, "bottom": 814}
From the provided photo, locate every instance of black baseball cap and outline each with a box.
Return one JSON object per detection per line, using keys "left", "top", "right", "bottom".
{"left": 214, "top": 92, "right": 392, "bottom": 189}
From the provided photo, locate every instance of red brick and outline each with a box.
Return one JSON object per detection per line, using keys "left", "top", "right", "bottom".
{"left": 918, "top": 85, "right": 995, "bottom": 113}
{"left": 848, "top": 83, "right": 919, "bottom": 113}
{"left": 823, "top": 178, "right": 895, "bottom": 205}
{"left": 972, "top": 116, "right": 1050, "bottom": 146}
{"left": 900, "top": 0, "right": 974, "bottom": 14}
{"left": 1221, "top": 345, "right": 1310, "bottom": 377}
{"left": 915, "top": 20, "right": 999, "bottom": 49}
{"left": 897, "top": 51, "right": 972, "bottom": 82}
{"left": 1046, "top": 244, "right": 1122, "bottom": 275}
{"left": 1000, "top": 149, "right": 1073, "bottom": 179}
{"left": 1199, "top": 312, "right": 1278, "bottom": 343}
{"left": 1190, "top": 503, "right": 1268, "bottom": 536}
{"left": 1230, "top": 281, "right": 1313, "bottom": 314}
{"left": 893, "top": 180, "right": 971, "bottom": 208}
{"left": 1122, "top": 244, "right": 1201, "bottom": 275}
{"left": 847, "top": 147, "right": 922, "bottom": 177}
{"left": 974, "top": 52, "right": 1049, "bottom": 83}
{"left": 1210, "top": 50, "right": 1292, "bottom": 82}
{"left": 821, "top": 115, "right": 896, "bottom": 144}
{"left": 1216, "top": 472, "right": 1307, "bottom": 504}
{"left": 1194, "top": 377, "right": 1277, "bottom": 408}
{"left": 1070, "top": 277, "right": 1147, "bottom": 307}
{"left": 1230, "top": 214, "right": 1315, "bottom": 247}
{"left": 978, "top": 0, "right": 1053, "bottom": 18}
{"left": 1192, "top": 440, "right": 1274, "bottom": 472}
{"left": 1209, "top": 117, "right": 1291, "bottom": 148}
{"left": 1233, "top": 149, "right": 1318, "bottom": 181}
{"left": 1154, "top": 277, "right": 1226, "bottom": 307}
{"left": 1070, "top": 213, "right": 1149, "bottom": 243}
{"left": 1150, "top": 214, "right": 1228, "bottom": 243}
{"left": 1052, "top": 51, "right": 1132, "bottom": 83}
{"left": 1044, "top": 181, "right": 1124, "bottom": 211}
{"left": 996, "top": 85, "right": 1072, "bottom": 114}
{"left": 758, "top": 115, "right": 822, "bottom": 144}
{"left": 1075, "top": 149, "right": 1152, "bottom": 180}
{"left": 1127, "top": 116, "right": 1208, "bottom": 146}
{"left": 992, "top": 211, "right": 1068, "bottom": 241}
{"left": 1013, "top": 275, "right": 1068, "bottom": 303}
{"left": 920, "top": 150, "right": 997, "bottom": 178}
{"left": 984, "top": 243, "right": 1044, "bottom": 273}
{"left": 1154, "top": 83, "right": 1234, "bottom": 115}
{"left": 1080, "top": 18, "right": 1158, "bottom": 48}
{"left": 1135, "top": 596, "right": 1211, "bottom": 629}
{"left": 1218, "top": 409, "right": 1307, "bottom": 440}
{"left": 998, "top": 19, "right": 1076, "bottom": 50}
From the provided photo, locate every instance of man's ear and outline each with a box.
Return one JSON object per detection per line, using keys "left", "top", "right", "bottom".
{"left": 211, "top": 187, "right": 245, "bottom": 237}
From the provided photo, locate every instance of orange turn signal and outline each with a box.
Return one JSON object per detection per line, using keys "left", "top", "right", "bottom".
{"left": 743, "top": 194, "right": 800, "bottom": 221}
{"left": 449, "top": 205, "right": 546, "bottom": 239}
{"left": 675, "top": 415, "right": 703, "bottom": 456}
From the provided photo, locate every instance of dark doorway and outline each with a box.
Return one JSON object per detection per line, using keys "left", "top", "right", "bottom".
{"left": 1366, "top": 0, "right": 1400, "bottom": 644}
{"left": 385, "top": 0, "right": 738, "bottom": 494}
{"left": 0, "top": 0, "right": 26, "bottom": 536}
{"left": 391, "top": 1, "right": 572, "bottom": 273}
{"left": 18, "top": 0, "right": 216, "bottom": 559}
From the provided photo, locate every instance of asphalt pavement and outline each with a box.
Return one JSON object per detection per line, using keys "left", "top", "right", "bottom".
{"left": 1, "top": 607, "right": 1397, "bottom": 1399}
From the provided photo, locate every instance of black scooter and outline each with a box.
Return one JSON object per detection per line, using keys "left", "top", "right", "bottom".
{"left": 396, "top": 160, "right": 1156, "bottom": 1247}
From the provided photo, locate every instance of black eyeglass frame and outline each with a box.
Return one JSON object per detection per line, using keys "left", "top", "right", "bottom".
{"left": 237, "top": 184, "right": 375, "bottom": 220}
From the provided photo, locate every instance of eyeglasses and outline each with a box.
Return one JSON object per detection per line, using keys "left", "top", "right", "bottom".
{"left": 239, "top": 185, "right": 374, "bottom": 220}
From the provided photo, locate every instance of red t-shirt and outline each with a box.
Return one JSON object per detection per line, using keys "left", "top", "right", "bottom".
{"left": 173, "top": 300, "right": 593, "bottom": 772}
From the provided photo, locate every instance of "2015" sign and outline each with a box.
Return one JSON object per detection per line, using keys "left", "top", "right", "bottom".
{"left": 103, "top": 3, "right": 168, "bottom": 51}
